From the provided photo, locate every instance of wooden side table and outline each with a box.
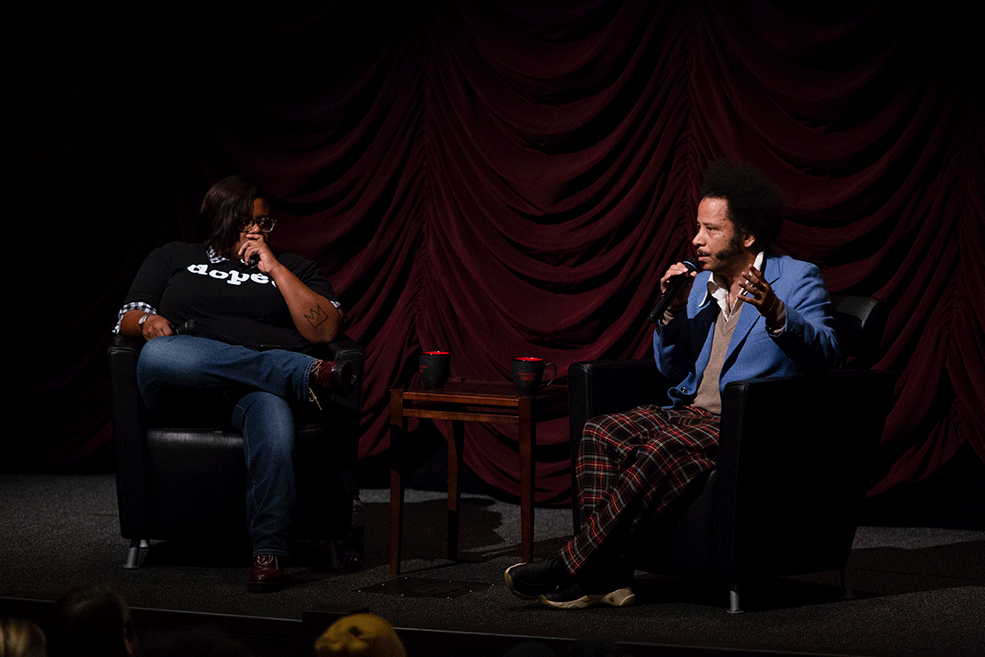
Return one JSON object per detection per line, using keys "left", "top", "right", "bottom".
{"left": 389, "top": 380, "right": 568, "bottom": 576}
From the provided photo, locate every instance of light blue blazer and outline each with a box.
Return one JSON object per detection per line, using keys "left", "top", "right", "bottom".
{"left": 653, "top": 253, "right": 841, "bottom": 408}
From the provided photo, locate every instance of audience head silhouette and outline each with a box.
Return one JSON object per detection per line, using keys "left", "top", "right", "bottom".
{"left": 1, "top": 616, "right": 47, "bottom": 657}
{"left": 315, "top": 614, "right": 406, "bottom": 657}
{"left": 47, "top": 584, "right": 136, "bottom": 657}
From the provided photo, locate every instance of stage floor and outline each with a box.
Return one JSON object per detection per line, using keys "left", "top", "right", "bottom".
{"left": 2, "top": 472, "right": 984, "bottom": 656}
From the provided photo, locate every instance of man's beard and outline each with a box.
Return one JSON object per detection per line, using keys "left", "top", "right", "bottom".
{"left": 713, "top": 230, "right": 746, "bottom": 265}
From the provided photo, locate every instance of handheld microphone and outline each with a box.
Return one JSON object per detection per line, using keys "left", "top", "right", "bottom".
{"left": 647, "top": 259, "right": 699, "bottom": 323}
{"left": 175, "top": 319, "right": 200, "bottom": 336}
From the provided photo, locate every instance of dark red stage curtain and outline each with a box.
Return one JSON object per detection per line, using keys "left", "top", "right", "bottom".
{"left": 7, "top": 1, "right": 983, "bottom": 506}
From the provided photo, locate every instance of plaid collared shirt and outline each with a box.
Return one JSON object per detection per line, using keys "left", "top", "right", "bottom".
{"left": 112, "top": 247, "right": 229, "bottom": 333}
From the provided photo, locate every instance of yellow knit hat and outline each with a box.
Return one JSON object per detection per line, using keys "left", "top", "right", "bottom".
{"left": 315, "top": 613, "right": 407, "bottom": 657}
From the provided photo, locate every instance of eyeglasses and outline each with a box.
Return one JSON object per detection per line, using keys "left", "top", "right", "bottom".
{"left": 237, "top": 215, "right": 277, "bottom": 232}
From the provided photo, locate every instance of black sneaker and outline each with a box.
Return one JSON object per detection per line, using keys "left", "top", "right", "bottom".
{"left": 504, "top": 557, "right": 571, "bottom": 600}
{"left": 539, "top": 578, "right": 635, "bottom": 609}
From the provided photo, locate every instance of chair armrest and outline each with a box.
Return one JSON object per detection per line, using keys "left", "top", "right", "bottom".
{"left": 714, "top": 368, "right": 896, "bottom": 580}
{"left": 568, "top": 359, "right": 672, "bottom": 529}
{"left": 320, "top": 334, "right": 364, "bottom": 362}
{"left": 568, "top": 359, "right": 671, "bottom": 440}
{"left": 830, "top": 295, "right": 887, "bottom": 366}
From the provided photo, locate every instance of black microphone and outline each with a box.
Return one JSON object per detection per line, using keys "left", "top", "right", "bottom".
{"left": 647, "top": 259, "right": 699, "bottom": 323}
{"left": 175, "top": 319, "right": 200, "bottom": 336}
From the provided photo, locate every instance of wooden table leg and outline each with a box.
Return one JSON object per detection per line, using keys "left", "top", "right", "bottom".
{"left": 446, "top": 420, "right": 464, "bottom": 560}
{"left": 518, "top": 397, "right": 534, "bottom": 563}
{"left": 390, "top": 469, "right": 404, "bottom": 577}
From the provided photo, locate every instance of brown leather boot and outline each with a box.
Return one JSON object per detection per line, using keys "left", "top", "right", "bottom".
{"left": 248, "top": 554, "right": 285, "bottom": 593}
{"left": 308, "top": 360, "right": 354, "bottom": 410}
{"left": 310, "top": 360, "right": 354, "bottom": 395}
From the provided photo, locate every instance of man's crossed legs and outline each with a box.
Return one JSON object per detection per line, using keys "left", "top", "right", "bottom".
{"left": 506, "top": 405, "right": 718, "bottom": 609}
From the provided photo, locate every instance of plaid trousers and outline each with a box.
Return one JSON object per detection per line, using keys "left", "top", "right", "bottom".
{"left": 560, "top": 405, "right": 719, "bottom": 575}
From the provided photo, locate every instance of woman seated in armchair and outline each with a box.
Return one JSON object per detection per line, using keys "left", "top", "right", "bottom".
{"left": 114, "top": 175, "right": 352, "bottom": 592}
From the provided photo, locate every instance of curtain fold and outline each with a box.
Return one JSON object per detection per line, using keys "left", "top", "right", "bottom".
{"left": 7, "top": 0, "right": 982, "bottom": 507}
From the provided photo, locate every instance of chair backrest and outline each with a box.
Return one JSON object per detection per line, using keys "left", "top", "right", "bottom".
{"left": 829, "top": 295, "right": 886, "bottom": 365}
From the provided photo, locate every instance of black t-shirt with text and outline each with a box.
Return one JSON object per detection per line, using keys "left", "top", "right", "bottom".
{"left": 124, "top": 242, "right": 341, "bottom": 353}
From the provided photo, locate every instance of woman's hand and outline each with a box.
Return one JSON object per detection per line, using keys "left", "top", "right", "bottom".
{"left": 140, "top": 314, "right": 174, "bottom": 340}
{"left": 120, "top": 309, "right": 173, "bottom": 341}
{"left": 237, "top": 234, "right": 281, "bottom": 275}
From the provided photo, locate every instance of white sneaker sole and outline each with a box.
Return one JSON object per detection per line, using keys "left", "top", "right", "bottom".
{"left": 504, "top": 562, "right": 537, "bottom": 600}
{"left": 539, "top": 587, "right": 636, "bottom": 609}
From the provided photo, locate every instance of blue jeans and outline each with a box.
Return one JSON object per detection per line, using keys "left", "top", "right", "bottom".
{"left": 136, "top": 335, "right": 318, "bottom": 558}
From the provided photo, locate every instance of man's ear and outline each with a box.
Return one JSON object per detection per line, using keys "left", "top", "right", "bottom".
{"left": 742, "top": 232, "right": 756, "bottom": 249}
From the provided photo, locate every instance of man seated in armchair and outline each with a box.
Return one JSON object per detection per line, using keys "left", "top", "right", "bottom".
{"left": 505, "top": 159, "right": 841, "bottom": 609}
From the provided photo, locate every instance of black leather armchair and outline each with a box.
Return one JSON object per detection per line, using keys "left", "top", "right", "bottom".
{"left": 108, "top": 334, "right": 364, "bottom": 569}
{"left": 568, "top": 296, "right": 895, "bottom": 612}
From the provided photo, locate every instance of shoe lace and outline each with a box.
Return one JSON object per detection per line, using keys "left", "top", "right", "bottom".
{"left": 308, "top": 361, "right": 324, "bottom": 411}
{"left": 256, "top": 554, "right": 278, "bottom": 567}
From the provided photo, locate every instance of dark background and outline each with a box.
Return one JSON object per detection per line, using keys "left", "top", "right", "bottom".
{"left": 6, "top": 1, "right": 983, "bottom": 520}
